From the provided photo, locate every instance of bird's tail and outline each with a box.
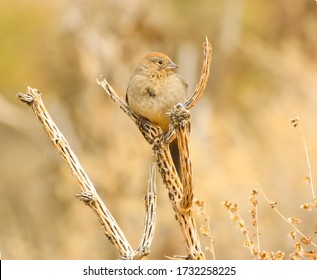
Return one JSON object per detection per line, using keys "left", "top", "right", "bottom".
{"left": 170, "top": 140, "right": 182, "bottom": 181}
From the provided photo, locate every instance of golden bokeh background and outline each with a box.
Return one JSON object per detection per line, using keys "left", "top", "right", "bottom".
{"left": 1, "top": 0, "right": 317, "bottom": 259}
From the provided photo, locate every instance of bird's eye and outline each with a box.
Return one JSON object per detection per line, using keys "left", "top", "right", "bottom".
{"left": 157, "top": 60, "right": 163, "bottom": 65}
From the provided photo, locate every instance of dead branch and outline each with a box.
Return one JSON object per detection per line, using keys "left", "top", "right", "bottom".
{"left": 185, "top": 37, "right": 212, "bottom": 110}
{"left": 136, "top": 163, "right": 157, "bottom": 259}
{"left": 16, "top": 88, "right": 157, "bottom": 260}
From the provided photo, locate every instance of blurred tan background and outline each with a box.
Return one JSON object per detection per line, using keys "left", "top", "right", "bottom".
{"left": 1, "top": 0, "right": 317, "bottom": 260}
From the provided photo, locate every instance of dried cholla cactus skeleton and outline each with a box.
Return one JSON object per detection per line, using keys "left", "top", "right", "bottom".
{"left": 17, "top": 38, "right": 212, "bottom": 260}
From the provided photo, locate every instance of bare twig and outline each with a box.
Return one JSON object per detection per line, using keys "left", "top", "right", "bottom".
{"left": 249, "top": 190, "right": 261, "bottom": 254}
{"left": 195, "top": 199, "right": 216, "bottom": 260}
{"left": 290, "top": 117, "right": 316, "bottom": 201}
{"left": 223, "top": 200, "right": 257, "bottom": 259}
{"left": 97, "top": 80, "right": 138, "bottom": 121}
{"left": 184, "top": 37, "right": 212, "bottom": 110}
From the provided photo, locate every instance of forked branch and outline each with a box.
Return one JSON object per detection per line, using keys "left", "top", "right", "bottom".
{"left": 16, "top": 88, "right": 157, "bottom": 260}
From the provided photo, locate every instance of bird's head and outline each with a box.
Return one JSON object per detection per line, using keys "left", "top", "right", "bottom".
{"left": 137, "top": 52, "right": 178, "bottom": 75}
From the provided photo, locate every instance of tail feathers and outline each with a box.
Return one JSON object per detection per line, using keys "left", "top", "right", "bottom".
{"left": 170, "top": 140, "right": 182, "bottom": 181}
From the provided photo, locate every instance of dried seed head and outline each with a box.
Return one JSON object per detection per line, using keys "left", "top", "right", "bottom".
{"left": 300, "top": 203, "right": 312, "bottom": 211}
{"left": 290, "top": 117, "right": 299, "bottom": 127}
{"left": 287, "top": 217, "right": 302, "bottom": 225}
{"left": 301, "top": 236, "right": 312, "bottom": 245}
{"left": 288, "top": 230, "right": 296, "bottom": 240}
{"left": 303, "top": 251, "right": 317, "bottom": 260}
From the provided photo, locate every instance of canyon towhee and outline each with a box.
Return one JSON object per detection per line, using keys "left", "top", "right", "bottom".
{"left": 126, "top": 52, "right": 188, "bottom": 178}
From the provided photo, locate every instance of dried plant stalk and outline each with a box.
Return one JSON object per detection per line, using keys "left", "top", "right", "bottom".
{"left": 17, "top": 88, "right": 157, "bottom": 260}
{"left": 136, "top": 163, "right": 157, "bottom": 259}
{"left": 256, "top": 183, "right": 317, "bottom": 248}
{"left": 185, "top": 37, "right": 212, "bottom": 110}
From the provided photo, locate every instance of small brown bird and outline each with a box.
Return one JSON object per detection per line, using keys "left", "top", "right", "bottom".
{"left": 126, "top": 52, "right": 188, "bottom": 177}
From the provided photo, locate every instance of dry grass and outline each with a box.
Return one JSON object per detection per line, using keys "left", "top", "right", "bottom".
{"left": 223, "top": 118, "right": 317, "bottom": 260}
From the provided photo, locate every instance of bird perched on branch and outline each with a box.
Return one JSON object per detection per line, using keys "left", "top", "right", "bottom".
{"left": 126, "top": 52, "right": 188, "bottom": 178}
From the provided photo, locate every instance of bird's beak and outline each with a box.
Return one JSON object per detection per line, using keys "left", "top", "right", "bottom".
{"left": 165, "top": 60, "right": 178, "bottom": 70}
